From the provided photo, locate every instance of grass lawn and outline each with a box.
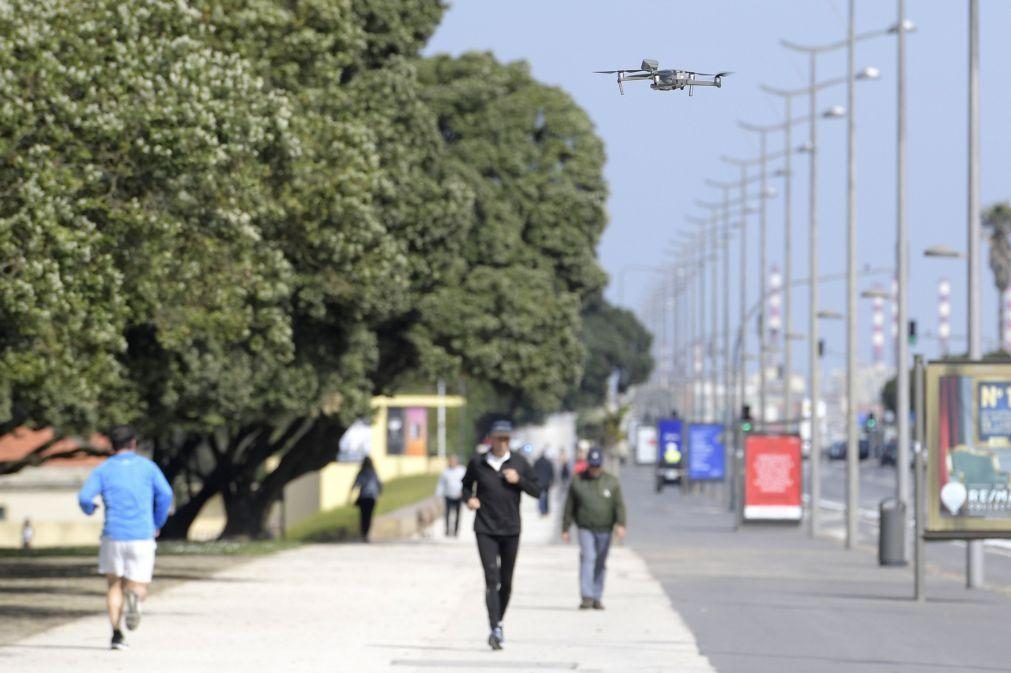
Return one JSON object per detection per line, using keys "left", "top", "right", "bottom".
{"left": 287, "top": 472, "right": 439, "bottom": 542}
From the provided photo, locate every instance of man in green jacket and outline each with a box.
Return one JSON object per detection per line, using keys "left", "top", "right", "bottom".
{"left": 561, "top": 447, "right": 626, "bottom": 610}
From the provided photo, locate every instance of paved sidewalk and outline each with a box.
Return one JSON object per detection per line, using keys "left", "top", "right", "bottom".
{"left": 2, "top": 486, "right": 714, "bottom": 673}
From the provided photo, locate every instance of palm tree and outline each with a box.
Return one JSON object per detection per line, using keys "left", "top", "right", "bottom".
{"left": 984, "top": 202, "right": 1011, "bottom": 352}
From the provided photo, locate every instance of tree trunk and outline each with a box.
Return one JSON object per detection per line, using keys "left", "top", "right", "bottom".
{"left": 216, "top": 417, "right": 349, "bottom": 539}
{"left": 160, "top": 474, "right": 225, "bottom": 539}
{"left": 1000, "top": 290, "right": 1007, "bottom": 352}
{"left": 219, "top": 482, "right": 267, "bottom": 539}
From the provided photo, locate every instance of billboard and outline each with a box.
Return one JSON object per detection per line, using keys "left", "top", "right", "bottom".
{"left": 926, "top": 362, "right": 1011, "bottom": 539}
{"left": 404, "top": 407, "right": 428, "bottom": 457}
{"left": 687, "top": 423, "right": 725, "bottom": 481}
{"left": 636, "top": 425, "right": 658, "bottom": 465}
{"left": 656, "top": 418, "right": 684, "bottom": 467}
{"left": 743, "top": 434, "right": 802, "bottom": 522}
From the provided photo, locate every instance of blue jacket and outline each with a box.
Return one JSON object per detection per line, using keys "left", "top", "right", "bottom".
{"left": 78, "top": 452, "right": 174, "bottom": 541}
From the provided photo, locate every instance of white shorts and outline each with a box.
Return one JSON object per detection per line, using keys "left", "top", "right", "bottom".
{"left": 98, "top": 539, "right": 157, "bottom": 583}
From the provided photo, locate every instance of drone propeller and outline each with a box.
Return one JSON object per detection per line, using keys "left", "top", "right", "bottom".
{"left": 595, "top": 69, "right": 645, "bottom": 95}
{"left": 693, "top": 71, "right": 734, "bottom": 78}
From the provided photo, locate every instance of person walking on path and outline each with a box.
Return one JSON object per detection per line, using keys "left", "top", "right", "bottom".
{"left": 461, "top": 420, "right": 541, "bottom": 651}
{"left": 77, "top": 425, "right": 173, "bottom": 650}
{"left": 436, "top": 454, "right": 466, "bottom": 537}
{"left": 533, "top": 450, "right": 556, "bottom": 517}
{"left": 350, "top": 456, "right": 382, "bottom": 542}
{"left": 561, "top": 447, "right": 626, "bottom": 610}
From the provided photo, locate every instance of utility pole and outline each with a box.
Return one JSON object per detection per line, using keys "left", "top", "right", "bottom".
{"left": 845, "top": 0, "right": 859, "bottom": 550}
{"left": 966, "top": 0, "right": 984, "bottom": 588}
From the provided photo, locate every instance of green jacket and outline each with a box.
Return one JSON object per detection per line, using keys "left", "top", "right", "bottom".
{"left": 562, "top": 471, "right": 626, "bottom": 533}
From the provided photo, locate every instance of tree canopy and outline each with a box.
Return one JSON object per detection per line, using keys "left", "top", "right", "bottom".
{"left": 0, "top": 1, "right": 652, "bottom": 538}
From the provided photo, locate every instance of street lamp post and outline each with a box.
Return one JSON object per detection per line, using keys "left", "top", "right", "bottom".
{"left": 967, "top": 0, "right": 983, "bottom": 588}
{"left": 784, "top": 2, "right": 912, "bottom": 550}
{"left": 845, "top": 0, "right": 858, "bottom": 550}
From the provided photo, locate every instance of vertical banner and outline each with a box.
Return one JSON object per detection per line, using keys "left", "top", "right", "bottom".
{"left": 743, "top": 434, "right": 802, "bottom": 522}
{"left": 404, "top": 408, "right": 428, "bottom": 456}
{"left": 636, "top": 425, "right": 658, "bottom": 465}
{"left": 926, "top": 363, "right": 1011, "bottom": 538}
{"left": 687, "top": 423, "right": 725, "bottom": 481}
{"left": 656, "top": 418, "right": 684, "bottom": 467}
{"left": 386, "top": 407, "right": 405, "bottom": 456}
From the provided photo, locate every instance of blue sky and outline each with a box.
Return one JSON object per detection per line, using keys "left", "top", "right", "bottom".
{"left": 426, "top": 1, "right": 1011, "bottom": 375}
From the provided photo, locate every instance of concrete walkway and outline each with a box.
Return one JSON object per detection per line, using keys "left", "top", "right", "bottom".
{"left": 2, "top": 488, "right": 714, "bottom": 673}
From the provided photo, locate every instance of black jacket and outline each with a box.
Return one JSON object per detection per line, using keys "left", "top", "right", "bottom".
{"left": 533, "top": 456, "right": 555, "bottom": 492}
{"left": 461, "top": 452, "right": 540, "bottom": 536}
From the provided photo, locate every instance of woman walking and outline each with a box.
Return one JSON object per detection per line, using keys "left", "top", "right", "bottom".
{"left": 351, "top": 457, "right": 382, "bottom": 542}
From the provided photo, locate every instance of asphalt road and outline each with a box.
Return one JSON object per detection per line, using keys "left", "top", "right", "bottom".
{"left": 621, "top": 463, "right": 1011, "bottom": 673}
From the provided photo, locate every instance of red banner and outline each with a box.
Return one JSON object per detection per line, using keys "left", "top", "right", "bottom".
{"left": 743, "top": 434, "right": 802, "bottom": 522}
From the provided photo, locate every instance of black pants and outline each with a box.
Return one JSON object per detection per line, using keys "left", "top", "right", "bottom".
{"left": 476, "top": 533, "right": 520, "bottom": 630}
{"left": 444, "top": 497, "right": 462, "bottom": 536}
{"left": 357, "top": 497, "right": 376, "bottom": 539}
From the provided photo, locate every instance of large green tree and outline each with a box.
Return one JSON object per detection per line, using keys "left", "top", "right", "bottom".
{"left": 0, "top": 0, "right": 297, "bottom": 444}
{"left": 412, "top": 52, "right": 610, "bottom": 413}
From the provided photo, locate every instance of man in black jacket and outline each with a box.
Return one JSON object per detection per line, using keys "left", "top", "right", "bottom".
{"left": 461, "top": 420, "right": 541, "bottom": 651}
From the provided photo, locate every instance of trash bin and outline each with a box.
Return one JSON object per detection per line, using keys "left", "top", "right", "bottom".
{"left": 878, "top": 497, "right": 907, "bottom": 566}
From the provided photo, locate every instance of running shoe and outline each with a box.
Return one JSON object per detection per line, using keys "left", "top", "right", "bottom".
{"left": 592, "top": 600, "right": 605, "bottom": 610}
{"left": 488, "top": 626, "right": 504, "bottom": 651}
{"left": 111, "top": 629, "right": 128, "bottom": 650}
{"left": 495, "top": 623, "right": 505, "bottom": 644}
{"left": 579, "top": 597, "right": 593, "bottom": 609}
{"left": 124, "top": 589, "right": 141, "bottom": 630}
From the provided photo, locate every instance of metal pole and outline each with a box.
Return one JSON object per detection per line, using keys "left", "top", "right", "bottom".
{"left": 437, "top": 378, "right": 447, "bottom": 459}
{"left": 711, "top": 211, "right": 719, "bottom": 423}
{"left": 690, "top": 252, "right": 698, "bottom": 419}
{"left": 783, "top": 94, "right": 794, "bottom": 430}
{"left": 698, "top": 224, "right": 707, "bottom": 421}
{"left": 895, "top": 0, "right": 911, "bottom": 561}
{"left": 914, "top": 354, "right": 926, "bottom": 601}
{"left": 967, "top": 0, "right": 984, "bottom": 588}
{"left": 736, "top": 166, "right": 748, "bottom": 512}
{"left": 723, "top": 192, "right": 733, "bottom": 505}
{"left": 808, "top": 52, "right": 821, "bottom": 537}
{"left": 845, "top": 0, "right": 859, "bottom": 550}
{"left": 759, "top": 130, "right": 769, "bottom": 429}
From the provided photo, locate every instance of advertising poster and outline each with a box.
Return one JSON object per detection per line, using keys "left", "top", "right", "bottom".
{"left": 656, "top": 418, "right": 684, "bottom": 467}
{"left": 404, "top": 407, "right": 428, "bottom": 457}
{"left": 926, "top": 363, "right": 1011, "bottom": 538}
{"left": 386, "top": 407, "right": 405, "bottom": 456}
{"left": 687, "top": 423, "right": 725, "bottom": 481}
{"left": 743, "top": 434, "right": 802, "bottom": 522}
{"left": 636, "top": 425, "right": 658, "bottom": 465}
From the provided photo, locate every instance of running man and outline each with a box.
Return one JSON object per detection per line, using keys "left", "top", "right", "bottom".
{"left": 461, "top": 420, "right": 540, "bottom": 650}
{"left": 78, "top": 425, "right": 173, "bottom": 650}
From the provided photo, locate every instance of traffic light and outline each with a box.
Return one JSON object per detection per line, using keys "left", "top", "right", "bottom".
{"left": 908, "top": 319, "right": 917, "bottom": 346}
{"left": 865, "top": 412, "right": 877, "bottom": 431}
{"left": 740, "top": 404, "right": 754, "bottom": 433}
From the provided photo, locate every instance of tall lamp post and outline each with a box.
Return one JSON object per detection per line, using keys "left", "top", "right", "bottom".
{"left": 783, "top": 2, "right": 914, "bottom": 549}
{"left": 966, "top": 0, "right": 984, "bottom": 590}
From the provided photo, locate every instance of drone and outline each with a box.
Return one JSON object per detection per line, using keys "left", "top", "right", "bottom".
{"left": 595, "top": 59, "right": 732, "bottom": 96}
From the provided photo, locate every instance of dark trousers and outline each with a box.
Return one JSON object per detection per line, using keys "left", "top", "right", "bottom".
{"left": 444, "top": 497, "right": 462, "bottom": 536}
{"left": 476, "top": 533, "right": 520, "bottom": 630}
{"left": 357, "top": 497, "right": 376, "bottom": 539}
